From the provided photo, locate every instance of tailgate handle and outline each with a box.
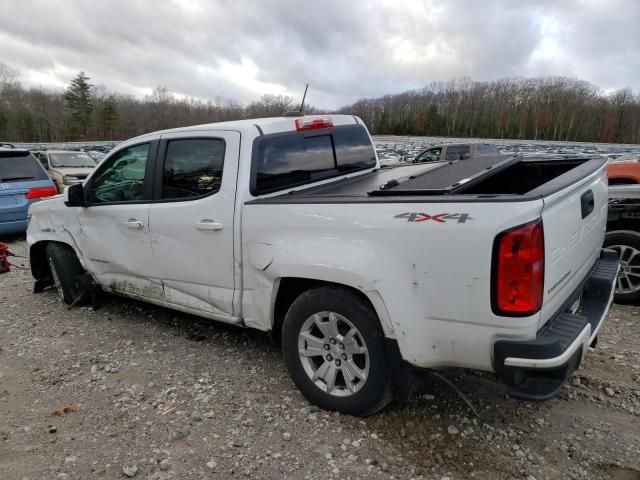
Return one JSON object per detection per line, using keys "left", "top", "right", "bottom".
{"left": 581, "top": 189, "right": 594, "bottom": 219}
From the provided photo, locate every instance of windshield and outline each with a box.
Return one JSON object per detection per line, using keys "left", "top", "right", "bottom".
{"left": 50, "top": 152, "right": 97, "bottom": 168}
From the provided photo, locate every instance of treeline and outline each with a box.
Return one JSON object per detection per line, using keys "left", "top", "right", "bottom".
{"left": 0, "top": 65, "right": 319, "bottom": 143}
{"left": 1, "top": 63, "right": 639, "bottom": 144}
{"left": 340, "top": 77, "right": 640, "bottom": 144}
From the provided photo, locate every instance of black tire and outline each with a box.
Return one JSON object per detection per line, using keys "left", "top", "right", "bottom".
{"left": 604, "top": 230, "right": 640, "bottom": 304}
{"left": 282, "top": 286, "right": 394, "bottom": 416}
{"left": 45, "top": 243, "right": 86, "bottom": 305}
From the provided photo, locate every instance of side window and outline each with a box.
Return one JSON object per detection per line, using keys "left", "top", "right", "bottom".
{"left": 88, "top": 143, "right": 150, "bottom": 204}
{"left": 445, "top": 145, "right": 470, "bottom": 160}
{"left": 161, "top": 138, "right": 225, "bottom": 200}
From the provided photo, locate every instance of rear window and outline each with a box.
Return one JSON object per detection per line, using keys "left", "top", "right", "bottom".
{"left": 252, "top": 124, "right": 376, "bottom": 195}
{"left": 0, "top": 151, "right": 48, "bottom": 182}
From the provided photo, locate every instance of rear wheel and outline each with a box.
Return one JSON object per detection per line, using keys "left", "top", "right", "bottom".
{"left": 604, "top": 230, "right": 640, "bottom": 304}
{"left": 282, "top": 286, "right": 394, "bottom": 416}
{"left": 45, "top": 243, "right": 86, "bottom": 305}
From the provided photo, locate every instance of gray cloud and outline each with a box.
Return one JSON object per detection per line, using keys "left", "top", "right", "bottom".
{"left": 0, "top": 0, "right": 638, "bottom": 109}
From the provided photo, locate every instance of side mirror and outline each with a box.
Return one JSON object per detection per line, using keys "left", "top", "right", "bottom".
{"left": 64, "top": 183, "right": 85, "bottom": 207}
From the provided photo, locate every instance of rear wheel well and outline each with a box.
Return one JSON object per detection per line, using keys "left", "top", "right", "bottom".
{"left": 271, "top": 278, "right": 378, "bottom": 346}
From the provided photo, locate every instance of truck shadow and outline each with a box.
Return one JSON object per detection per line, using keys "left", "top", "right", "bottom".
{"left": 86, "top": 288, "right": 519, "bottom": 416}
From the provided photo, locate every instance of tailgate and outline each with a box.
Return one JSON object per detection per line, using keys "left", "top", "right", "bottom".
{"left": 538, "top": 164, "right": 609, "bottom": 328}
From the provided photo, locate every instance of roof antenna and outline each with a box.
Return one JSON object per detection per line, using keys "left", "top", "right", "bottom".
{"left": 299, "top": 83, "right": 309, "bottom": 112}
{"left": 283, "top": 84, "right": 309, "bottom": 117}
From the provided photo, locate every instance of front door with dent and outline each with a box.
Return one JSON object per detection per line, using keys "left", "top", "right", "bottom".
{"left": 147, "top": 131, "right": 239, "bottom": 317}
{"left": 75, "top": 141, "right": 160, "bottom": 297}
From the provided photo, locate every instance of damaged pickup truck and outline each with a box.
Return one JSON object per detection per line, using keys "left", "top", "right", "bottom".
{"left": 27, "top": 114, "right": 619, "bottom": 415}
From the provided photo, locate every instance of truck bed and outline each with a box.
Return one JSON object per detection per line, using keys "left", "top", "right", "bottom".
{"left": 248, "top": 155, "right": 606, "bottom": 204}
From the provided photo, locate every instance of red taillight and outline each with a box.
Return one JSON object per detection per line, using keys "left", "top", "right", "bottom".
{"left": 295, "top": 116, "right": 333, "bottom": 131}
{"left": 25, "top": 186, "right": 58, "bottom": 199}
{"left": 492, "top": 219, "right": 544, "bottom": 316}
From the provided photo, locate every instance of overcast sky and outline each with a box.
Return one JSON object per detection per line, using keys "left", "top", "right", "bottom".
{"left": 0, "top": 0, "right": 638, "bottom": 109}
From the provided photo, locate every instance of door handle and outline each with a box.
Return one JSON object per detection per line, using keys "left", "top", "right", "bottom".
{"left": 125, "top": 218, "right": 144, "bottom": 229}
{"left": 581, "top": 189, "right": 594, "bottom": 219}
{"left": 196, "top": 219, "right": 224, "bottom": 231}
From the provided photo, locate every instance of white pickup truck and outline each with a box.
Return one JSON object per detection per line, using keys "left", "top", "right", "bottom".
{"left": 27, "top": 114, "right": 619, "bottom": 416}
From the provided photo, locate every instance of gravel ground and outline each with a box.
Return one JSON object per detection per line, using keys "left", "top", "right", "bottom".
{"left": 1, "top": 237, "right": 639, "bottom": 480}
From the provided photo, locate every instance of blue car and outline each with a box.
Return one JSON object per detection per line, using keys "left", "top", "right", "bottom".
{"left": 0, "top": 144, "right": 58, "bottom": 236}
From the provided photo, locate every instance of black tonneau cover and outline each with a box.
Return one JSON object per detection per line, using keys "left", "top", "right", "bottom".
{"left": 370, "top": 155, "right": 515, "bottom": 196}
{"left": 246, "top": 155, "right": 605, "bottom": 205}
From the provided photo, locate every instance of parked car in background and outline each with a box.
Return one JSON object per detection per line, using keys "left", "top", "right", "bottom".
{"left": 33, "top": 150, "right": 97, "bottom": 192}
{"left": 605, "top": 185, "right": 640, "bottom": 303}
{"left": 0, "top": 144, "right": 58, "bottom": 235}
{"left": 607, "top": 153, "right": 640, "bottom": 186}
{"left": 378, "top": 152, "right": 402, "bottom": 166}
{"left": 412, "top": 142, "right": 500, "bottom": 163}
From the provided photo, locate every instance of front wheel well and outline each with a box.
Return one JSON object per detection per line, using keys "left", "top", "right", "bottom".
{"left": 29, "top": 240, "right": 77, "bottom": 280}
{"left": 30, "top": 241, "right": 51, "bottom": 280}
{"left": 271, "top": 278, "right": 379, "bottom": 346}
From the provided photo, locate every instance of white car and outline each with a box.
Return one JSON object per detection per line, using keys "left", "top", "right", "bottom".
{"left": 27, "top": 114, "right": 618, "bottom": 416}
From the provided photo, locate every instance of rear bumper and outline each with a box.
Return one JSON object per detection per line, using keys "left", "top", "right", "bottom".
{"left": 493, "top": 249, "right": 619, "bottom": 400}
{"left": 0, "top": 219, "right": 28, "bottom": 235}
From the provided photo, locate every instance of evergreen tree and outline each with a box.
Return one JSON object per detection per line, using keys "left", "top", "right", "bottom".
{"left": 64, "top": 71, "right": 93, "bottom": 138}
{"left": 425, "top": 104, "right": 443, "bottom": 135}
{"left": 99, "top": 96, "right": 118, "bottom": 139}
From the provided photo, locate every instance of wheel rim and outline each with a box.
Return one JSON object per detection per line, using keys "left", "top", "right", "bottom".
{"left": 608, "top": 244, "right": 640, "bottom": 295}
{"left": 48, "top": 257, "right": 64, "bottom": 300}
{"left": 297, "top": 311, "right": 370, "bottom": 397}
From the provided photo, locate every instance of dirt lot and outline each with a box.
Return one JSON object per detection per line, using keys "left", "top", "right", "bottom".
{"left": 0, "top": 237, "right": 639, "bottom": 480}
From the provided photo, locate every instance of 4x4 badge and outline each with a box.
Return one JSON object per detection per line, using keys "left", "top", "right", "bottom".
{"left": 395, "top": 213, "right": 472, "bottom": 223}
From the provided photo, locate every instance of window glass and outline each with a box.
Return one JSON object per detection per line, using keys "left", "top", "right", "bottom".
{"left": 162, "top": 138, "right": 225, "bottom": 199}
{"left": 0, "top": 152, "right": 49, "bottom": 182}
{"left": 255, "top": 133, "right": 335, "bottom": 194}
{"left": 334, "top": 125, "right": 377, "bottom": 172}
{"left": 88, "top": 143, "right": 149, "bottom": 203}
{"left": 445, "top": 145, "right": 470, "bottom": 160}
{"left": 254, "top": 125, "right": 377, "bottom": 195}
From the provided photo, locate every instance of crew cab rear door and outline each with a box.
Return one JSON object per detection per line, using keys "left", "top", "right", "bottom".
{"left": 538, "top": 164, "right": 609, "bottom": 328}
{"left": 147, "top": 130, "right": 240, "bottom": 318}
